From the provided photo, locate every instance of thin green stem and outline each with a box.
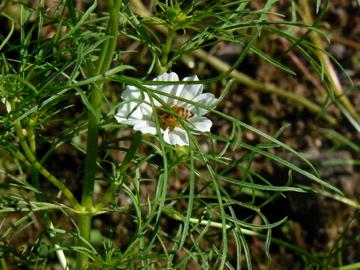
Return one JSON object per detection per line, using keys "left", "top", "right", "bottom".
{"left": 81, "top": 0, "right": 122, "bottom": 210}
{"left": 336, "top": 263, "right": 360, "bottom": 270}
{"left": 27, "top": 127, "right": 36, "bottom": 154}
{"left": 159, "top": 29, "right": 175, "bottom": 75}
{"left": 26, "top": 128, "right": 69, "bottom": 269}
{"left": 11, "top": 102, "right": 81, "bottom": 211}
{"left": 76, "top": 1, "right": 122, "bottom": 269}
{"left": 0, "top": 257, "right": 7, "bottom": 270}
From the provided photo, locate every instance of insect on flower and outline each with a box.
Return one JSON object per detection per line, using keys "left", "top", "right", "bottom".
{"left": 171, "top": 104, "right": 194, "bottom": 120}
{"left": 156, "top": 105, "right": 194, "bottom": 130}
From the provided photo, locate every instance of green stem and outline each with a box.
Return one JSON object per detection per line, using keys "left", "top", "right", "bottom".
{"left": 159, "top": 29, "right": 175, "bottom": 75}
{"left": 12, "top": 117, "right": 78, "bottom": 269}
{"left": 0, "top": 257, "right": 7, "bottom": 270}
{"left": 27, "top": 128, "right": 69, "bottom": 269}
{"left": 12, "top": 103, "right": 81, "bottom": 211}
{"left": 76, "top": 1, "right": 122, "bottom": 269}
{"left": 81, "top": 0, "right": 122, "bottom": 209}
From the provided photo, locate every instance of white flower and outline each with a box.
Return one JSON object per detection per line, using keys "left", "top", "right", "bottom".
{"left": 115, "top": 72, "right": 217, "bottom": 146}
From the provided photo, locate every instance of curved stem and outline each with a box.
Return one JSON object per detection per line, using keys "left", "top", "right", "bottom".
{"left": 26, "top": 127, "right": 70, "bottom": 269}
{"left": 12, "top": 103, "right": 81, "bottom": 211}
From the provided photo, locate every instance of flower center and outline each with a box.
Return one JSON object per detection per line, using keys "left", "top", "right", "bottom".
{"left": 156, "top": 105, "right": 193, "bottom": 130}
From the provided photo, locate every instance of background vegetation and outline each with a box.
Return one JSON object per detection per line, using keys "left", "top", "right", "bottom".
{"left": 1, "top": 0, "right": 360, "bottom": 269}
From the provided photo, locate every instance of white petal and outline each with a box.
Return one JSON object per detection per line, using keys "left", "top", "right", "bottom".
{"left": 192, "top": 93, "right": 217, "bottom": 116}
{"left": 157, "top": 85, "right": 181, "bottom": 105}
{"left": 188, "top": 117, "right": 213, "bottom": 132}
{"left": 115, "top": 101, "right": 156, "bottom": 134}
{"left": 139, "top": 102, "right": 153, "bottom": 116}
{"left": 115, "top": 101, "right": 152, "bottom": 121}
{"left": 155, "top": 73, "right": 183, "bottom": 104}
{"left": 163, "top": 127, "right": 189, "bottom": 146}
{"left": 115, "top": 102, "right": 158, "bottom": 135}
{"left": 183, "top": 75, "right": 199, "bottom": 82}
{"left": 154, "top": 72, "right": 179, "bottom": 82}
{"left": 119, "top": 118, "right": 148, "bottom": 126}
{"left": 178, "top": 75, "right": 203, "bottom": 101}
{"left": 122, "top": 82, "right": 164, "bottom": 107}
{"left": 133, "top": 122, "right": 158, "bottom": 135}
{"left": 121, "top": 86, "right": 143, "bottom": 100}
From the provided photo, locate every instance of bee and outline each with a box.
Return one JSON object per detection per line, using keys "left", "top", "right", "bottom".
{"left": 171, "top": 104, "right": 193, "bottom": 119}
{"left": 156, "top": 105, "right": 193, "bottom": 130}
